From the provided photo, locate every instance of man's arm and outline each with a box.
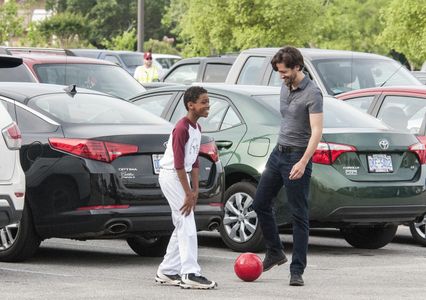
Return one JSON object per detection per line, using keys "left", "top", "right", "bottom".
{"left": 289, "top": 112, "right": 323, "bottom": 180}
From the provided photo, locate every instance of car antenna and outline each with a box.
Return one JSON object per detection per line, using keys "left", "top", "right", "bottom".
{"left": 379, "top": 63, "right": 404, "bottom": 87}
{"left": 64, "top": 84, "right": 77, "bottom": 96}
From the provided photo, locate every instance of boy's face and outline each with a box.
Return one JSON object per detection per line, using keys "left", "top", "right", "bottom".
{"left": 188, "top": 93, "right": 210, "bottom": 118}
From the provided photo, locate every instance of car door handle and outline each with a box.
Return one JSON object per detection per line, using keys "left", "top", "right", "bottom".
{"left": 216, "top": 140, "right": 233, "bottom": 150}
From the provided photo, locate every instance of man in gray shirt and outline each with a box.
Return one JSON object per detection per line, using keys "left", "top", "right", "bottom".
{"left": 253, "top": 46, "right": 323, "bottom": 286}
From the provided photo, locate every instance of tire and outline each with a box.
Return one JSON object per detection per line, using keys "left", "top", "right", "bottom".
{"left": 127, "top": 236, "right": 170, "bottom": 257}
{"left": 409, "top": 216, "right": 426, "bottom": 246}
{"left": 0, "top": 202, "right": 41, "bottom": 262}
{"left": 340, "top": 225, "right": 398, "bottom": 249}
{"left": 219, "top": 182, "right": 265, "bottom": 252}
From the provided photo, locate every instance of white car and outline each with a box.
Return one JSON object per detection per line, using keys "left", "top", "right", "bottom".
{"left": 152, "top": 53, "right": 181, "bottom": 77}
{"left": 0, "top": 55, "right": 25, "bottom": 230}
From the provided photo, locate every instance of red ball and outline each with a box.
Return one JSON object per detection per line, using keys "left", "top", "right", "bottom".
{"left": 234, "top": 252, "right": 263, "bottom": 282}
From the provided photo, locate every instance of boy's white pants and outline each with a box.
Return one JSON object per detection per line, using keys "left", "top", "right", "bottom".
{"left": 157, "top": 170, "right": 201, "bottom": 276}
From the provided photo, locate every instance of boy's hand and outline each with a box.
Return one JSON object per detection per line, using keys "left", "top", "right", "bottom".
{"left": 180, "top": 193, "right": 195, "bottom": 216}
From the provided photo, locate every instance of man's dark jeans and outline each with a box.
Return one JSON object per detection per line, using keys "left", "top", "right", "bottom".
{"left": 253, "top": 146, "right": 312, "bottom": 275}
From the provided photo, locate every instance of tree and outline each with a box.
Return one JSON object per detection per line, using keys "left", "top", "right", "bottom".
{"left": 312, "top": 0, "right": 389, "bottom": 54}
{"left": 380, "top": 0, "right": 426, "bottom": 69}
{"left": 0, "top": 1, "right": 24, "bottom": 45}
{"left": 163, "top": 0, "right": 321, "bottom": 57}
{"left": 36, "top": 12, "right": 88, "bottom": 48}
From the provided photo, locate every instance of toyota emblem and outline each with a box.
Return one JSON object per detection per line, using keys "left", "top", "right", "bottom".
{"left": 378, "top": 139, "right": 389, "bottom": 150}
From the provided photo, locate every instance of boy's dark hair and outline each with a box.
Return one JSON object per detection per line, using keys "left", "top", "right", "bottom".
{"left": 183, "top": 86, "right": 208, "bottom": 110}
{"left": 271, "top": 46, "right": 304, "bottom": 72}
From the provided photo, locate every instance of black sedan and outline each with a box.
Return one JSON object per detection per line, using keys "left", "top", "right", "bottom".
{"left": 0, "top": 83, "right": 224, "bottom": 261}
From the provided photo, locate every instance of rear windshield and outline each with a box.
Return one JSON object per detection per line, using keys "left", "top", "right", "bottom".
{"left": 120, "top": 54, "right": 144, "bottom": 67}
{"left": 27, "top": 93, "right": 169, "bottom": 125}
{"left": 33, "top": 63, "right": 145, "bottom": 99}
{"left": 0, "top": 64, "right": 35, "bottom": 82}
{"left": 253, "top": 94, "right": 388, "bottom": 129}
{"left": 312, "top": 58, "right": 421, "bottom": 96}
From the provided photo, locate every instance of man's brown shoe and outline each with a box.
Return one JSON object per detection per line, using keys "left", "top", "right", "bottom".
{"left": 262, "top": 250, "right": 288, "bottom": 272}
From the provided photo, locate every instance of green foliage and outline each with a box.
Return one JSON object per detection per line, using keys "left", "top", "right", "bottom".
{"left": 163, "top": 0, "right": 321, "bottom": 56}
{"left": 103, "top": 28, "right": 137, "bottom": 51}
{"left": 36, "top": 12, "right": 88, "bottom": 48}
{"left": 312, "top": 0, "right": 389, "bottom": 54}
{"left": 144, "top": 39, "right": 181, "bottom": 55}
{"left": 379, "top": 0, "right": 426, "bottom": 69}
{"left": 0, "top": 1, "right": 24, "bottom": 45}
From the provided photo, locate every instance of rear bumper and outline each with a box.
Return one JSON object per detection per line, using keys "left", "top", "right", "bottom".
{"left": 36, "top": 204, "right": 223, "bottom": 239}
{"left": 0, "top": 195, "right": 23, "bottom": 228}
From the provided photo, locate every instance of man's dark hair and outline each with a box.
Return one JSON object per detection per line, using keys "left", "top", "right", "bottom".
{"left": 184, "top": 86, "right": 208, "bottom": 110}
{"left": 271, "top": 46, "right": 304, "bottom": 72}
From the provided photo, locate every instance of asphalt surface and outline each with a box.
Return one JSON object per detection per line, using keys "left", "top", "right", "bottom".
{"left": 0, "top": 227, "right": 424, "bottom": 300}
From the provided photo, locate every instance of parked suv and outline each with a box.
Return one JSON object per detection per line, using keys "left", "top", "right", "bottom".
{"left": 0, "top": 52, "right": 146, "bottom": 100}
{"left": 161, "top": 56, "right": 236, "bottom": 84}
{"left": 225, "top": 48, "right": 422, "bottom": 96}
{"left": 0, "top": 55, "right": 25, "bottom": 229}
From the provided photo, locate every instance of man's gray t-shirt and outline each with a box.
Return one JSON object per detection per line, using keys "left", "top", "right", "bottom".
{"left": 278, "top": 75, "right": 323, "bottom": 147}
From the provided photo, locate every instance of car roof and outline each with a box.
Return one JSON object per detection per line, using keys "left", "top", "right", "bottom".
{"left": 69, "top": 49, "right": 141, "bottom": 55}
{"left": 151, "top": 53, "right": 182, "bottom": 59}
{"left": 0, "top": 82, "right": 106, "bottom": 103}
{"left": 16, "top": 53, "right": 116, "bottom": 65}
{"left": 173, "top": 56, "right": 237, "bottom": 65}
{"left": 241, "top": 48, "right": 393, "bottom": 61}
{"left": 337, "top": 85, "right": 426, "bottom": 98}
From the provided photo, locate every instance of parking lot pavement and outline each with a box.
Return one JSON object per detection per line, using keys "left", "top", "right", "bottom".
{"left": 0, "top": 227, "right": 424, "bottom": 300}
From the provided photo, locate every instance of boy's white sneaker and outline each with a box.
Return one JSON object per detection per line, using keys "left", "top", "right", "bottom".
{"left": 155, "top": 272, "right": 181, "bottom": 286}
{"left": 180, "top": 273, "right": 217, "bottom": 289}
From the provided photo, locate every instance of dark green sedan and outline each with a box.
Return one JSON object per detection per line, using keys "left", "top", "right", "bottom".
{"left": 130, "top": 85, "right": 426, "bottom": 251}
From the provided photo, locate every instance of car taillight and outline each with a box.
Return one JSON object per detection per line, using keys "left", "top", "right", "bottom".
{"left": 200, "top": 140, "right": 219, "bottom": 162}
{"left": 409, "top": 140, "right": 426, "bottom": 165}
{"left": 49, "top": 138, "right": 138, "bottom": 162}
{"left": 2, "top": 122, "right": 22, "bottom": 150}
{"left": 312, "top": 142, "right": 357, "bottom": 165}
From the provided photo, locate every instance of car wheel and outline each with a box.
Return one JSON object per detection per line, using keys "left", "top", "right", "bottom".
{"left": 0, "top": 203, "right": 41, "bottom": 262}
{"left": 219, "top": 182, "right": 265, "bottom": 252}
{"left": 409, "top": 216, "right": 426, "bottom": 246}
{"left": 340, "top": 225, "right": 398, "bottom": 249}
{"left": 127, "top": 236, "right": 170, "bottom": 257}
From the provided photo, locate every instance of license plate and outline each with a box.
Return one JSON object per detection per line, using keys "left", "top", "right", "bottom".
{"left": 152, "top": 154, "right": 164, "bottom": 174}
{"left": 367, "top": 154, "right": 393, "bottom": 173}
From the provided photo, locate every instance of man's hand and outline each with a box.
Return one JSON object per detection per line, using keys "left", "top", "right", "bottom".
{"left": 180, "top": 193, "right": 195, "bottom": 216}
{"left": 289, "top": 160, "right": 307, "bottom": 180}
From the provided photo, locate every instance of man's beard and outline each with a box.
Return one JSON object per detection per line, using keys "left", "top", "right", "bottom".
{"left": 284, "top": 75, "right": 295, "bottom": 90}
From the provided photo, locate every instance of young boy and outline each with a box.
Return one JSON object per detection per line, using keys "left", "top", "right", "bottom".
{"left": 155, "top": 86, "right": 217, "bottom": 289}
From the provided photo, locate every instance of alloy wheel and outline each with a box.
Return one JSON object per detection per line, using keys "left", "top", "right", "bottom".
{"left": 0, "top": 222, "right": 19, "bottom": 251}
{"left": 413, "top": 216, "right": 426, "bottom": 240}
{"left": 223, "top": 192, "right": 258, "bottom": 243}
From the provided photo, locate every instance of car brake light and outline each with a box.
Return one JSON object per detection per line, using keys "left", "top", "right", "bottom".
{"left": 2, "top": 122, "right": 22, "bottom": 150}
{"left": 409, "top": 141, "right": 426, "bottom": 165}
{"left": 312, "top": 142, "right": 357, "bottom": 165}
{"left": 200, "top": 140, "right": 219, "bottom": 162}
{"left": 49, "top": 138, "right": 138, "bottom": 162}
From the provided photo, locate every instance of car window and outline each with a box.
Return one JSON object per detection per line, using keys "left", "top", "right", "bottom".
{"left": 133, "top": 93, "right": 175, "bottom": 117}
{"left": 221, "top": 106, "right": 241, "bottom": 130}
{"left": 237, "top": 56, "right": 266, "bottom": 85}
{"left": 120, "top": 54, "right": 143, "bottom": 67}
{"left": 16, "top": 106, "right": 57, "bottom": 133}
{"left": 170, "top": 96, "right": 232, "bottom": 132}
{"left": 255, "top": 95, "right": 387, "bottom": 129}
{"left": 164, "top": 64, "right": 199, "bottom": 84}
{"left": 155, "top": 58, "right": 180, "bottom": 69}
{"left": 343, "top": 96, "right": 375, "bottom": 113}
{"left": 203, "top": 64, "right": 232, "bottom": 82}
{"left": 313, "top": 58, "right": 421, "bottom": 96}
{"left": 0, "top": 99, "right": 15, "bottom": 120}
{"left": 0, "top": 64, "right": 35, "bottom": 82}
{"left": 28, "top": 93, "right": 169, "bottom": 125}
{"left": 104, "top": 55, "right": 121, "bottom": 66}
{"left": 377, "top": 95, "right": 426, "bottom": 134}
{"left": 33, "top": 63, "right": 145, "bottom": 99}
